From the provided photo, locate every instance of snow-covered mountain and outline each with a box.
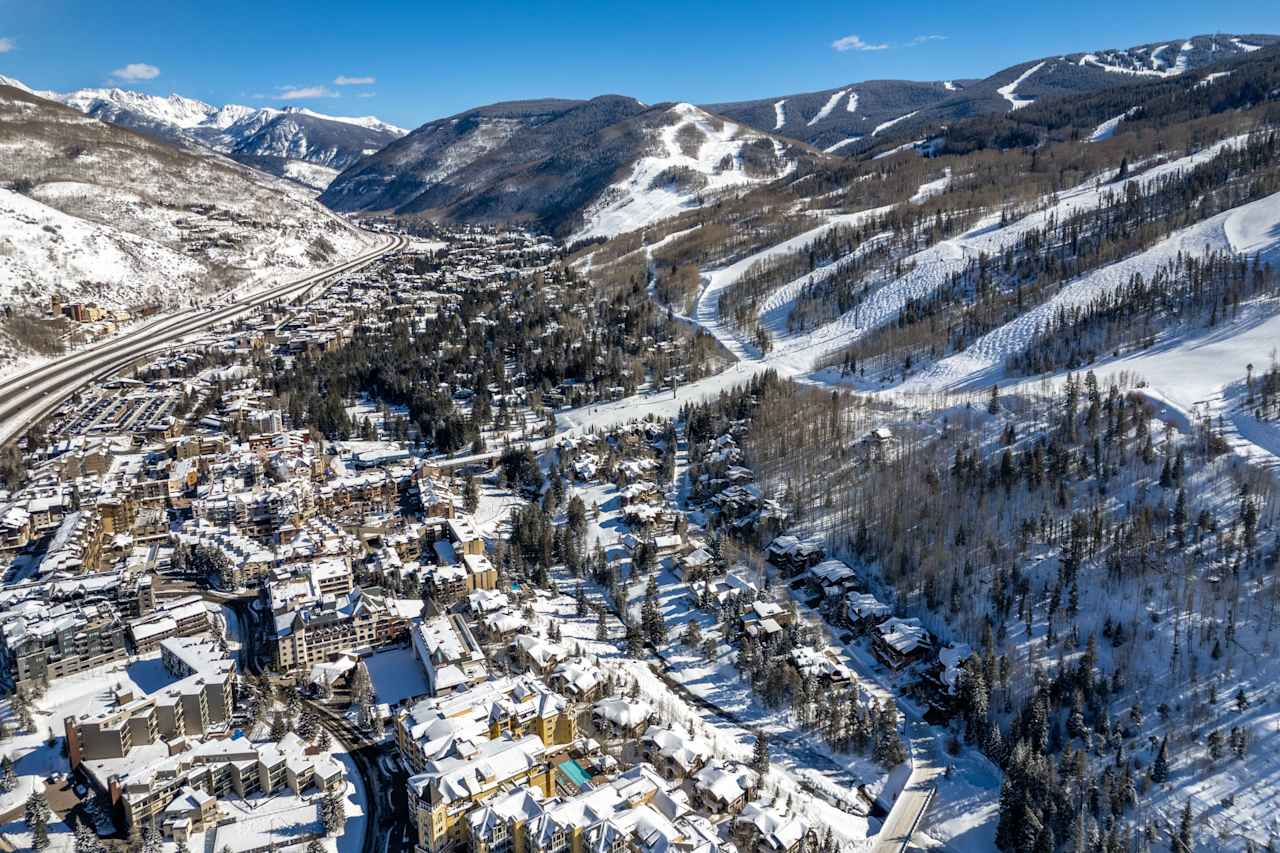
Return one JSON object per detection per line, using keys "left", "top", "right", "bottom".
{"left": 321, "top": 96, "right": 816, "bottom": 238}
{"left": 37, "top": 85, "right": 406, "bottom": 189}
{"left": 707, "top": 32, "right": 1278, "bottom": 154}
{"left": 0, "top": 79, "right": 378, "bottom": 356}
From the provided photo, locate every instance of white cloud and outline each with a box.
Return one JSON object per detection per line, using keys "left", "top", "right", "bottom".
{"left": 832, "top": 34, "right": 888, "bottom": 52}
{"left": 0, "top": 37, "right": 15, "bottom": 54}
{"left": 279, "top": 85, "right": 339, "bottom": 99}
{"left": 356, "top": 92, "right": 377, "bottom": 98}
{"left": 334, "top": 75, "right": 375, "bottom": 86}
{"left": 908, "top": 34, "right": 947, "bottom": 46}
{"left": 110, "top": 62, "right": 160, "bottom": 81}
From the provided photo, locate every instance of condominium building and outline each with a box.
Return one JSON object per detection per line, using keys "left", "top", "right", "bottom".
{"left": 0, "top": 599, "right": 128, "bottom": 689}
{"left": 408, "top": 734, "right": 553, "bottom": 853}
{"left": 272, "top": 585, "right": 408, "bottom": 672}
{"left": 394, "top": 675, "right": 577, "bottom": 774}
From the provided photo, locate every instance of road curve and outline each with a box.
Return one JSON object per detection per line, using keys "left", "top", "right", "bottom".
{"left": 0, "top": 232, "right": 407, "bottom": 446}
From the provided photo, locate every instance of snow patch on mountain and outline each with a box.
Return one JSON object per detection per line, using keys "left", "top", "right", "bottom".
{"left": 845, "top": 91, "right": 859, "bottom": 114}
{"left": 997, "top": 61, "right": 1045, "bottom": 110}
{"left": 773, "top": 100, "right": 787, "bottom": 130}
{"left": 823, "top": 136, "right": 864, "bottom": 154}
{"left": 872, "top": 111, "right": 919, "bottom": 136}
{"left": 807, "top": 89, "right": 848, "bottom": 126}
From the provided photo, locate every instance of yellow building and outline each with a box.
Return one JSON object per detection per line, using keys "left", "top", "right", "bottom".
{"left": 408, "top": 734, "right": 553, "bottom": 853}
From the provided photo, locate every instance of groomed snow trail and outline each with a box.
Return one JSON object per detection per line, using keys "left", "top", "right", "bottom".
{"left": 997, "top": 61, "right": 1045, "bottom": 110}
{"left": 808, "top": 90, "right": 848, "bottom": 126}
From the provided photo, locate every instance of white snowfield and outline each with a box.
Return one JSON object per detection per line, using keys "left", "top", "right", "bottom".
{"left": 54, "top": 86, "right": 407, "bottom": 136}
{"left": 1232, "top": 37, "right": 1262, "bottom": 53}
{"left": 1173, "top": 40, "right": 1195, "bottom": 74}
{"left": 997, "top": 61, "right": 1045, "bottom": 110}
{"left": 909, "top": 169, "right": 952, "bottom": 204}
{"left": 0, "top": 85, "right": 379, "bottom": 325}
{"left": 807, "top": 89, "right": 849, "bottom": 126}
{"left": 773, "top": 99, "right": 787, "bottom": 130}
{"left": 574, "top": 103, "right": 796, "bottom": 240}
{"left": 823, "top": 136, "right": 864, "bottom": 154}
{"left": 845, "top": 91, "right": 860, "bottom": 114}
{"left": 872, "top": 110, "right": 919, "bottom": 136}
{"left": 1089, "top": 114, "right": 1124, "bottom": 142}
{"left": 283, "top": 160, "right": 342, "bottom": 190}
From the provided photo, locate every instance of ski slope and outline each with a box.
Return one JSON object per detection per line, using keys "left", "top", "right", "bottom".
{"left": 823, "top": 136, "right": 864, "bottom": 154}
{"left": 872, "top": 111, "right": 919, "bottom": 136}
{"left": 773, "top": 99, "right": 787, "bottom": 130}
{"left": 997, "top": 61, "right": 1045, "bottom": 110}
{"left": 902, "top": 188, "right": 1280, "bottom": 393}
{"left": 846, "top": 91, "right": 860, "bottom": 114}
{"left": 575, "top": 103, "right": 795, "bottom": 239}
{"left": 808, "top": 89, "right": 848, "bottom": 126}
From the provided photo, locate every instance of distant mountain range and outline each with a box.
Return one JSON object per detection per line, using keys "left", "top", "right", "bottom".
{"left": 321, "top": 31, "right": 1278, "bottom": 237}
{"left": 0, "top": 77, "right": 406, "bottom": 190}
{"left": 3, "top": 31, "right": 1275, "bottom": 238}
{"left": 707, "top": 33, "right": 1279, "bottom": 154}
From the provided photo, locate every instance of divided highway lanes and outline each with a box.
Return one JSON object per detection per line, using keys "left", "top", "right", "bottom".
{"left": 0, "top": 233, "right": 407, "bottom": 446}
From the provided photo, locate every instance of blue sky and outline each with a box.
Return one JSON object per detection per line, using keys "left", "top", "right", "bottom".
{"left": 2, "top": 0, "right": 1278, "bottom": 129}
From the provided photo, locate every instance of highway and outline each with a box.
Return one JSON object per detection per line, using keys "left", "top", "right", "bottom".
{"left": 0, "top": 231, "right": 408, "bottom": 446}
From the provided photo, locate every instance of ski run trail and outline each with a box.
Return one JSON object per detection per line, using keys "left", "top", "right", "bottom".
{"left": 565, "top": 132, "right": 1280, "bottom": 477}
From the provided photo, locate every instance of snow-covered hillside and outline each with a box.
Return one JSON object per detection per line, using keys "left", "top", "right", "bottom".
{"left": 575, "top": 103, "right": 800, "bottom": 240}
{"left": 0, "top": 82, "right": 378, "bottom": 360}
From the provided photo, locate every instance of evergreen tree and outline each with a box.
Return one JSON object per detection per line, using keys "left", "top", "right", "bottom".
{"left": 321, "top": 790, "right": 346, "bottom": 836}
{"left": 297, "top": 710, "right": 320, "bottom": 742}
{"left": 142, "top": 823, "right": 163, "bottom": 853}
{"left": 1151, "top": 736, "right": 1170, "bottom": 784}
{"left": 1175, "top": 800, "right": 1193, "bottom": 853}
{"left": 270, "top": 712, "right": 288, "bottom": 741}
{"left": 0, "top": 754, "right": 15, "bottom": 793}
{"left": 752, "top": 730, "right": 769, "bottom": 774}
{"left": 25, "top": 790, "right": 51, "bottom": 851}
{"left": 73, "top": 821, "right": 102, "bottom": 853}
{"left": 464, "top": 476, "right": 480, "bottom": 514}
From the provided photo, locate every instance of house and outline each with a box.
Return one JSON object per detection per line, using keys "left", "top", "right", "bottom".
{"left": 675, "top": 547, "right": 714, "bottom": 581}
{"left": 788, "top": 646, "right": 853, "bottom": 687}
{"left": 512, "top": 634, "right": 567, "bottom": 677}
{"left": 843, "top": 592, "right": 892, "bottom": 630}
{"left": 592, "top": 697, "right": 654, "bottom": 739}
{"left": 640, "top": 723, "right": 711, "bottom": 781}
{"left": 871, "top": 617, "right": 931, "bottom": 670}
{"left": 690, "top": 761, "right": 758, "bottom": 814}
{"left": 734, "top": 801, "right": 812, "bottom": 853}
{"left": 765, "top": 536, "right": 824, "bottom": 575}
{"left": 548, "top": 660, "right": 605, "bottom": 702}
{"left": 806, "top": 559, "right": 857, "bottom": 597}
